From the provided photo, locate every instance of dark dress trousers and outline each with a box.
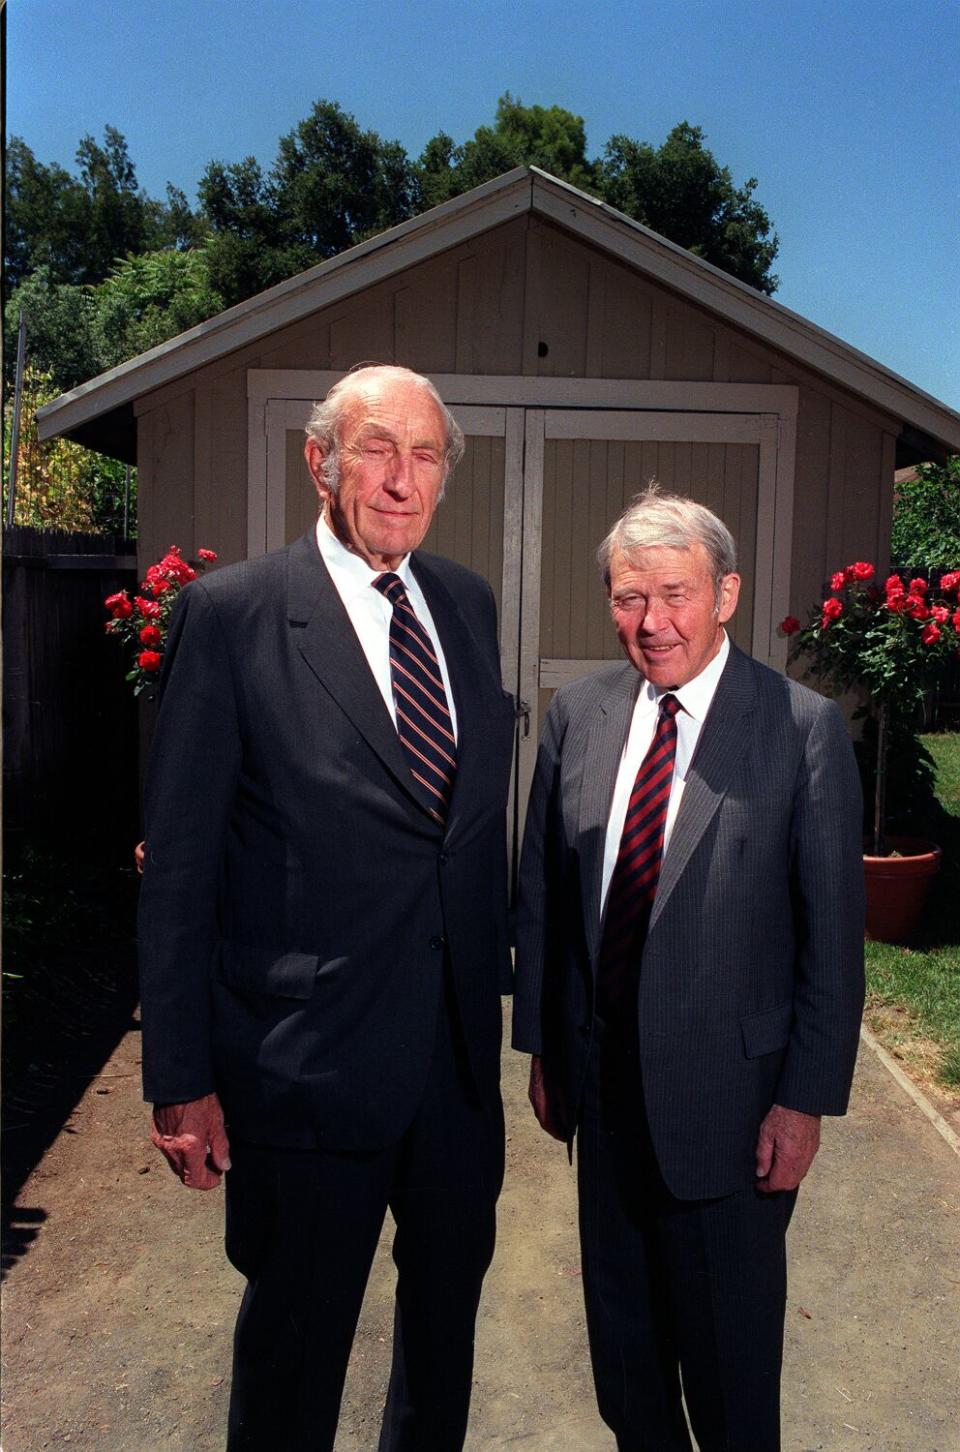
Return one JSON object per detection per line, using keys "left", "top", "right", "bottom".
{"left": 513, "top": 645, "right": 865, "bottom": 1450}
{"left": 138, "top": 530, "right": 515, "bottom": 1450}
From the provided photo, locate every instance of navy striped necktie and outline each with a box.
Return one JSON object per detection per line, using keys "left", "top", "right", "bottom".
{"left": 597, "top": 693, "right": 681, "bottom": 1017}
{"left": 373, "top": 572, "right": 457, "bottom": 824}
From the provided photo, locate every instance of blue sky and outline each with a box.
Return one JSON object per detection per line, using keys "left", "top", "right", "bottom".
{"left": 9, "top": 0, "right": 960, "bottom": 408}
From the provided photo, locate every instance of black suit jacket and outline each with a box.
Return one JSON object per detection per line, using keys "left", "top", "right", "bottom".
{"left": 138, "top": 530, "right": 515, "bottom": 1152}
{"left": 513, "top": 644, "right": 865, "bottom": 1200}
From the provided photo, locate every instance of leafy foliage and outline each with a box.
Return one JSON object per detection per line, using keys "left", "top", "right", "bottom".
{"left": 3, "top": 366, "right": 133, "bottom": 533}
{"left": 200, "top": 101, "right": 419, "bottom": 306}
{"left": 4, "top": 98, "right": 781, "bottom": 529}
{"left": 104, "top": 545, "right": 218, "bottom": 695}
{"left": 783, "top": 562, "right": 960, "bottom": 848}
{"left": 891, "top": 457, "right": 960, "bottom": 570}
{"left": 596, "top": 122, "right": 779, "bottom": 294}
{"left": 4, "top": 128, "right": 203, "bottom": 294}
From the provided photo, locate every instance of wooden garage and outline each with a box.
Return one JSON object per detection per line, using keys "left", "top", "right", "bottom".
{"left": 38, "top": 165, "right": 960, "bottom": 828}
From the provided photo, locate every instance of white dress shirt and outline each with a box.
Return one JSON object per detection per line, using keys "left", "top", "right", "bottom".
{"left": 315, "top": 514, "right": 458, "bottom": 741}
{"left": 600, "top": 633, "right": 730, "bottom": 915}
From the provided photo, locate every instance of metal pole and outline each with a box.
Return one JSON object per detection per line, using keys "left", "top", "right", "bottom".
{"left": 5, "top": 309, "right": 27, "bottom": 528}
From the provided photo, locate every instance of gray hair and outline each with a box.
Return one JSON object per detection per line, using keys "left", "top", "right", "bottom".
{"left": 597, "top": 483, "right": 738, "bottom": 599}
{"left": 304, "top": 363, "right": 465, "bottom": 495}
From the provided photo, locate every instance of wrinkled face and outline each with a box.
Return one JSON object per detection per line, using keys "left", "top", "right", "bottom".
{"left": 608, "top": 542, "right": 740, "bottom": 687}
{"left": 304, "top": 375, "right": 447, "bottom": 570}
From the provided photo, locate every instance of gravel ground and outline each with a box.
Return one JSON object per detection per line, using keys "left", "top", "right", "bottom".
{"left": 2, "top": 1002, "right": 959, "bottom": 1451}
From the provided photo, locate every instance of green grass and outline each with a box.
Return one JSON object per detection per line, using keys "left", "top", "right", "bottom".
{"left": 929, "top": 728, "right": 960, "bottom": 812}
{"left": 864, "top": 731, "right": 960, "bottom": 1092}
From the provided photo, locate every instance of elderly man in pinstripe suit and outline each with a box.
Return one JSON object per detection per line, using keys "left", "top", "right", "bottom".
{"left": 513, "top": 487, "right": 864, "bottom": 1451}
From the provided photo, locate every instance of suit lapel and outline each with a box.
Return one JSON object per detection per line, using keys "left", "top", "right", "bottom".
{"left": 579, "top": 665, "right": 642, "bottom": 967}
{"left": 649, "top": 643, "right": 758, "bottom": 931}
{"left": 287, "top": 531, "right": 426, "bottom": 812}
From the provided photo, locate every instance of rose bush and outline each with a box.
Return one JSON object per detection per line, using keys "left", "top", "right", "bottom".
{"left": 105, "top": 544, "right": 217, "bottom": 697}
{"left": 781, "top": 561, "right": 960, "bottom": 852}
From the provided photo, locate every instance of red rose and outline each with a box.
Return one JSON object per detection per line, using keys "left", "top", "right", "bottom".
{"left": 921, "top": 623, "right": 941, "bottom": 645}
{"left": 884, "top": 574, "right": 905, "bottom": 596}
{"left": 197, "top": 548, "right": 218, "bottom": 562}
{"left": 907, "top": 599, "right": 930, "bottom": 621}
{"left": 134, "top": 596, "right": 162, "bottom": 619}
{"left": 849, "top": 562, "right": 874, "bottom": 581}
{"left": 138, "top": 650, "right": 162, "bottom": 671}
{"left": 830, "top": 571, "right": 845, "bottom": 591}
{"left": 821, "top": 598, "right": 843, "bottom": 628}
{"left": 932, "top": 605, "right": 949, "bottom": 625}
{"left": 953, "top": 608, "right": 960, "bottom": 634}
{"left": 886, "top": 594, "right": 908, "bottom": 614}
{"left": 139, "top": 624, "right": 162, "bottom": 647}
{"left": 779, "top": 615, "right": 801, "bottom": 635}
{"left": 940, "top": 571, "right": 960, "bottom": 593}
{"left": 908, "top": 577, "right": 927, "bottom": 596}
{"left": 105, "top": 591, "right": 133, "bottom": 619}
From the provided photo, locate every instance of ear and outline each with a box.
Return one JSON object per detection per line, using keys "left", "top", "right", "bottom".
{"left": 717, "top": 572, "right": 741, "bottom": 624}
{"left": 304, "top": 439, "right": 330, "bottom": 504}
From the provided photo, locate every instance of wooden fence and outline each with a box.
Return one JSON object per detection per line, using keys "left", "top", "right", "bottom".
{"left": 3, "top": 527, "right": 140, "bottom": 856}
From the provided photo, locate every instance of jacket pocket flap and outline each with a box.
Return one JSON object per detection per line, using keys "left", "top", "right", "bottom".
{"left": 219, "top": 943, "right": 319, "bottom": 999}
{"left": 740, "top": 1001, "right": 793, "bottom": 1059}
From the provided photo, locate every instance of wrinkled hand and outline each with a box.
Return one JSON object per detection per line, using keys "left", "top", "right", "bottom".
{"left": 151, "top": 1092, "right": 231, "bottom": 1190}
{"left": 528, "top": 1054, "right": 568, "bottom": 1141}
{"left": 134, "top": 841, "right": 145, "bottom": 875}
{"left": 755, "top": 1103, "right": 821, "bottom": 1192}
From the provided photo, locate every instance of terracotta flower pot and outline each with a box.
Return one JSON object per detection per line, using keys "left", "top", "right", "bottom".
{"left": 862, "top": 836, "right": 942, "bottom": 945}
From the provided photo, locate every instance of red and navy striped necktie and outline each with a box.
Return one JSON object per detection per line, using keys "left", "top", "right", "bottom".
{"left": 597, "top": 693, "right": 681, "bottom": 1016}
{"left": 373, "top": 572, "right": 457, "bottom": 824}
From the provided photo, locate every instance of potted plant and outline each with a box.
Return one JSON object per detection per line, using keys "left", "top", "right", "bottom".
{"left": 781, "top": 562, "right": 960, "bottom": 942}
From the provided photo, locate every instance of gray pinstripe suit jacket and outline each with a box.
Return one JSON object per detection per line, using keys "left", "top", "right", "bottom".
{"left": 512, "top": 642, "right": 865, "bottom": 1200}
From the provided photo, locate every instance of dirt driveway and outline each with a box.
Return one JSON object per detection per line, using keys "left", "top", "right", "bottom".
{"left": 3, "top": 1001, "right": 959, "bottom": 1451}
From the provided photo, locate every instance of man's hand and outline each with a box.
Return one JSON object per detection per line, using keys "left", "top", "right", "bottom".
{"left": 151, "top": 1092, "right": 231, "bottom": 1190}
{"left": 755, "top": 1103, "right": 821, "bottom": 1192}
{"left": 528, "top": 1054, "right": 568, "bottom": 1141}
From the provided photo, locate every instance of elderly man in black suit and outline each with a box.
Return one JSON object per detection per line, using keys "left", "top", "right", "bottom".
{"left": 138, "top": 364, "right": 515, "bottom": 1451}
{"left": 513, "top": 488, "right": 864, "bottom": 1451}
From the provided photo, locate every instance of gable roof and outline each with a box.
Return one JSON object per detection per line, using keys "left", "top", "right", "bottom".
{"left": 38, "top": 166, "right": 960, "bottom": 463}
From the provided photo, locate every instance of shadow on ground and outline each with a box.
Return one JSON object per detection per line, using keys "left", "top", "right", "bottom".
{"left": 2, "top": 839, "right": 140, "bottom": 1277}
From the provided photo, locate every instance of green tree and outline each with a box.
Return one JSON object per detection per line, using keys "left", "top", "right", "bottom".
{"left": 199, "top": 102, "right": 418, "bottom": 307}
{"left": 415, "top": 94, "right": 594, "bottom": 207}
{"left": 92, "top": 246, "right": 224, "bottom": 368}
{"left": 4, "top": 138, "right": 92, "bottom": 291}
{"left": 5, "top": 247, "right": 224, "bottom": 394}
{"left": 4, "top": 267, "right": 100, "bottom": 392}
{"left": 596, "top": 122, "right": 779, "bottom": 294}
{"left": 890, "top": 457, "right": 960, "bottom": 569}
{"left": 4, "top": 130, "right": 202, "bottom": 294}
{"left": 3, "top": 366, "right": 133, "bottom": 534}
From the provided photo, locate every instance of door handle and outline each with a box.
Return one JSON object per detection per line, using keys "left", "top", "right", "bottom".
{"left": 515, "top": 699, "right": 531, "bottom": 738}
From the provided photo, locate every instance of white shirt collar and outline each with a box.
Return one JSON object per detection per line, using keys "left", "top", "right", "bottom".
{"left": 316, "top": 512, "right": 415, "bottom": 599}
{"left": 638, "top": 631, "right": 730, "bottom": 721}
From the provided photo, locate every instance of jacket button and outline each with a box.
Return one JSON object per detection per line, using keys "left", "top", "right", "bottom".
{"left": 429, "top": 935, "right": 446, "bottom": 950}
{"left": 439, "top": 852, "right": 449, "bottom": 866}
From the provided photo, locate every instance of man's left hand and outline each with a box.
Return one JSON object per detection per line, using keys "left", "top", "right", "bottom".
{"left": 754, "top": 1103, "right": 821, "bottom": 1192}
